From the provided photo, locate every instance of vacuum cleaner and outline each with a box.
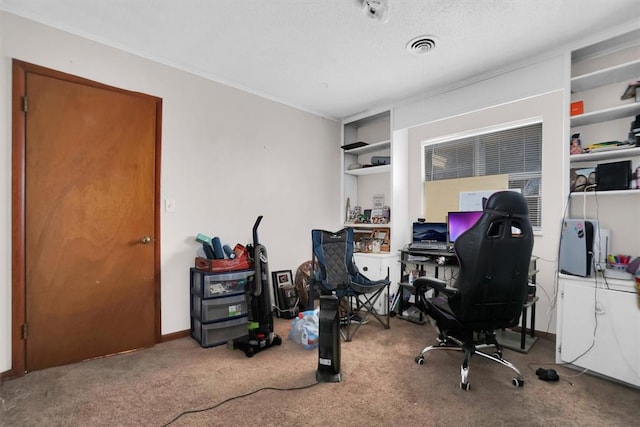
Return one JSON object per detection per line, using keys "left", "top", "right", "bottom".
{"left": 233, "top": 216, "right": 282, "bottom": 357}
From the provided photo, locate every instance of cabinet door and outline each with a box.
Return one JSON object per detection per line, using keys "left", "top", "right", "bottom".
{"left": 560, "top": 280, "right": 640, "bottom": 387}
{"left": 353, "top": 253, "right": 384, "bottom": 278}
{"left": 353, "top": 254, "right": 395, "bottom": 314}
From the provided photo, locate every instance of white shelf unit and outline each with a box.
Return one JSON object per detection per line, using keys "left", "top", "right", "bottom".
{"left": 570, "top": 146, "right": 640, "bottom": 163}
{"left": 571, "top": 59, "right": 640, "bottom": 93}
{"left": 342, "top": 110, "right": 392, "bottom": 235}
{"left": 571, "top": 103, "right": 640, "bottom": 127}
{"left": 343, "top": 139, "right": 392, "bottom": 176}
{"left": 558, "top": 29, "right": 640, "bottom": 387}
{"left": 569, "top": 147, "right": 640, "bottom": 199}
{"left": 341, "top": 109, "right": 404, "bottom": 287}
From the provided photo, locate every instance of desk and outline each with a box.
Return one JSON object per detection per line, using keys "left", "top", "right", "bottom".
{"left": 392, "top": 248, "right": 458, "bottom": 324}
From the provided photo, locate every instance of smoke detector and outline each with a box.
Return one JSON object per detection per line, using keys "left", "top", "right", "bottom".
{"left": 406, "top": 35, "right": 438, "bottom": 55}
{"left": 362, "top": 0, "right": 391, "bottom": 23}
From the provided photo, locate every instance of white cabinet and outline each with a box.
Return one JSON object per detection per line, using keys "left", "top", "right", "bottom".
{"left": 557, "top": 29, "right": 640, "bottom": 389}
{"left": 557, "top": 275, "right": 640, "bottom": 388}
{"left": 353, "top": 252, "right": 399, "bottom": 314}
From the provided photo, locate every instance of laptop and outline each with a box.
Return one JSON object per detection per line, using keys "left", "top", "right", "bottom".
{"left": 409, "top": 222, "right": 448, "bottom": 251}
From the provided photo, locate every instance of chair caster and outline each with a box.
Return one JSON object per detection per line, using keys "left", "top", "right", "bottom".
{"left": 273, "top": 335, "right": 283, "bottom": 345}
{"left": 460, "top": 382, "right": 470, "bottom": 390}
{"left": 415, "top": 356, "right": 425, "bottom": 365}
{"left": 512, "top": 378, "right": 524, "bottom": 387}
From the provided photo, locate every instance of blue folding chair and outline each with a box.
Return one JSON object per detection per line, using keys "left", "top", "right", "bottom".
{"left": 309, "top": 228, "right": 390, "bottom": 341}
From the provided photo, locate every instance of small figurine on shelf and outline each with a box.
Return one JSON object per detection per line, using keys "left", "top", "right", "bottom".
{"left": 570, "top": 133, "right": 583, "bottom": 155}
{"left": 348, "top": 205, "right": 362, "bottom": 223}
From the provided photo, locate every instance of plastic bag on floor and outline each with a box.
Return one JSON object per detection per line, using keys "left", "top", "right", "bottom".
{"left": 288, "top": 308, "right": 319, "bottom": 350}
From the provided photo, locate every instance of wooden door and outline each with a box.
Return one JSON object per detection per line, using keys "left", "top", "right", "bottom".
{"left": 12, "top": 60, "right": 161, "bottom": 372}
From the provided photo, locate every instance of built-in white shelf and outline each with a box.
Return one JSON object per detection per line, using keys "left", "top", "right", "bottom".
{"left": 345, "top": 223, "right": 391, "bottom": 229}
{"left": 344, "top": 164, "right": 391, "bottom": 175}
{"left": 571, "top": 59, "right": 640, "bottom": 92}
{"left": 342, "top": 139, "right": 391, "bottom": 155}
{"left": 569, "top": 146, "right": 640, "bottom": 163}
{"left": 570, "top": 103, "right": 640, "bottom": 127}
{"left": 569, "top": 189, "right": 640, "bottom": 197}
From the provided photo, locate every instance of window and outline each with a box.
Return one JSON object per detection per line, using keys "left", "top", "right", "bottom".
{"left": 423, "top": 122, "right": 542, "bottom": 229}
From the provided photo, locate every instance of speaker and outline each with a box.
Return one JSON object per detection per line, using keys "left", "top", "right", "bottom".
{"left": 596, "top": 160, "right": 631, "bottom": 191}
{"left": 316, "top": 295, "right": 341, "bottom": 382}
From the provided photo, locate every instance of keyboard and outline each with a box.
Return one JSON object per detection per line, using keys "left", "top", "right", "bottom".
{"left": 409, "top": 243, "right": 449, "bottom": 251}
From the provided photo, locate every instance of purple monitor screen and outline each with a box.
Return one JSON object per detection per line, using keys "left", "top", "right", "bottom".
{"left": 447, "top": 211, "right": 483, "bottom": 243}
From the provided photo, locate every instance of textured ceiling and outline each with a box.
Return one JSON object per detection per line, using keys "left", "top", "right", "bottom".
{"left": 2, "top": 0, "right": 640, "bottom": 120}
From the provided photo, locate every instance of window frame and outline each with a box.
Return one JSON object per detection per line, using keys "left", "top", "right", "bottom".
{"left": 422, "top": 119, "right": 542, "bottom": 230}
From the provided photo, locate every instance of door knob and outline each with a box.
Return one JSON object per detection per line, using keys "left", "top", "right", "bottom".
{"left": 140, "top": 236, "right": 152, "bottom": 244}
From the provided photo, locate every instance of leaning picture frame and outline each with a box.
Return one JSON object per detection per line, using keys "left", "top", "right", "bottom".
{"left": 271, "top": 270, "right": 298, "bottom": 319}
{"left": 274, "top": 270, "right": 293, "bottom": 289}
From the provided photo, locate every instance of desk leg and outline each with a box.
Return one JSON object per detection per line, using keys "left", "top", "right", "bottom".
{"left": 520, "top": 307, "right": 528, "bottom": 350}
{"left": 530, "top": 303, "right": 536, "bottom": 338}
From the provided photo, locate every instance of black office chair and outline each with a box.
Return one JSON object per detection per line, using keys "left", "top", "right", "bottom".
{"left": 309, "top": 228, "right": 391, "bottom": 341}
{"left": 413, "top": 191, "right": 534, "bottom": 390}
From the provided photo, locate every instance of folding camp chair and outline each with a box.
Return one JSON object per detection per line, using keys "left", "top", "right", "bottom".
{"left": 309, "top": 228, "right": 390, "bottom": 341}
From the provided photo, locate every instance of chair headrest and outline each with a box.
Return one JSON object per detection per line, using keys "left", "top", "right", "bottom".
{"left": 485, "top": 191, "right": 529, "bottom": 216}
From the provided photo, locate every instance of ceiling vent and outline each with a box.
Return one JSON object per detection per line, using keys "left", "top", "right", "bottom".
{"left": 406, "top": 36, "right": 437, "bottom": 55}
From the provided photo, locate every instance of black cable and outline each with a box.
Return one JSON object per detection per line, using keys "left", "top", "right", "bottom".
{"left": 160, "top": 381, "right": 321, "bottom": 427}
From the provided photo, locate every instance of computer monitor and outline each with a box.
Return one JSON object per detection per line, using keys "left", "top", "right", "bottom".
{"left": 447, "top": 211, "right": 483, "bottom": 244}
{"left": 412, "top": 222, "right": 447, "bottom": 245}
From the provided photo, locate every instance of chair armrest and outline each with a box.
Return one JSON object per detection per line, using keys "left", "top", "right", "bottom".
{"left": 413, "top": 277, "right": 457, "bottom": 297}
{"left": 352, "top": 272, "right": 390, "bottom": 286}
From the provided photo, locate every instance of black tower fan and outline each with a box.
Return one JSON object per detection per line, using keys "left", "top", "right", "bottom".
{"left": 316, "top": 295, "right": 341, "bottom": 382}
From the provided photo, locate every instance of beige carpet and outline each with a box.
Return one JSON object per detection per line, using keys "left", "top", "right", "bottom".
{"left": 1, "top": 316, "right": 639, "bottom": 427}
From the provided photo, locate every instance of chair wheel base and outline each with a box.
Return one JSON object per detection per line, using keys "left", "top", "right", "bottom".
{"left": 415, "top": 356, "right": 425, "bottom": 365}
{"left": 460, "top": 382, "right": 470, "bottom": 390}
{"left": 512, "top": 378, "right": 524, "bottom": 387}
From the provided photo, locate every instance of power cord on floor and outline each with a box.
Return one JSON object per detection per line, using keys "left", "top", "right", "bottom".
{"left": 160, "top": 381, "right": 321, "bottom": 427}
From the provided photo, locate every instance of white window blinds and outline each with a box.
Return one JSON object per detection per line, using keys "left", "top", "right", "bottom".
{"left": 424, "top": 123, "right": 542, "bottom": 228}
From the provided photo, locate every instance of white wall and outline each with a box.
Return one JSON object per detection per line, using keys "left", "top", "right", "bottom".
{"left": 0, "top": 13, "right": 341, "bottom": 372}
{"left": 391, "top": 21, "right": 638, "bottom": 336}
{"left": 394, "top": 54, "right": 568, "bottom": 335}
{"left": 0, "top": 12, "right": 12, "bottom": 372}
{"left": 405, "top": 89, "right": 566, "bottom": 335}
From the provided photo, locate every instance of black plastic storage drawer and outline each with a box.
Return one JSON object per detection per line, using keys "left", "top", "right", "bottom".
{"left": 191, "top": 268, "right": 253, "bottom": 298}
{"left": 192, "top": 292, "right": 248, "bottom": 323}
{"left": 191, "top": 316, "right": 249, "bottom": 348}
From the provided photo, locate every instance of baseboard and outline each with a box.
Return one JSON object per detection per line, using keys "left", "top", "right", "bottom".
{"left": 1, "top": 368, "right": 14, "bottom": 383}
{"left": 160, "top": 329, "right": 190, "bottom": 342}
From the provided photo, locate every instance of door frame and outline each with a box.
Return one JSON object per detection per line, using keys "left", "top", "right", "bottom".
{"left": 10, "top": 59, "right": 163, "bottom": 377}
